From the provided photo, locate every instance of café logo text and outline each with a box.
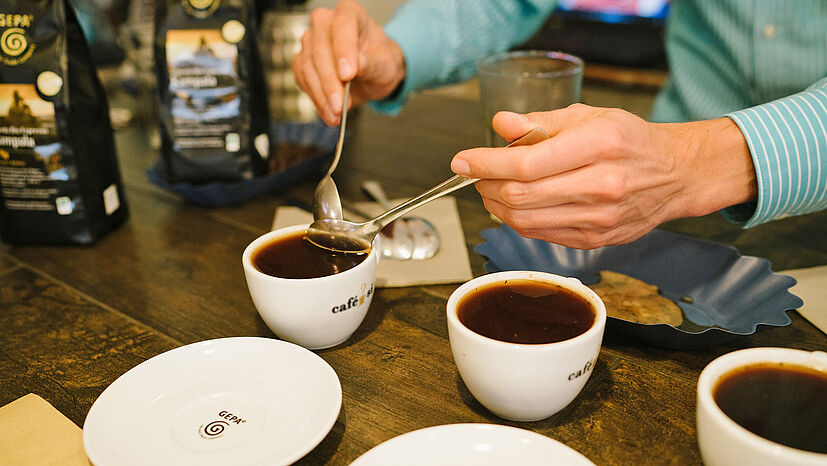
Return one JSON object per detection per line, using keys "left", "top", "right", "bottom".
{"left": 332, "top": 282, "right": 374, "bottom": 314}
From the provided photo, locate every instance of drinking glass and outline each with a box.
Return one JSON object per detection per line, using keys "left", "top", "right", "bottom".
{"left": 477, "top": 50, "right": 583, "bottom": 146}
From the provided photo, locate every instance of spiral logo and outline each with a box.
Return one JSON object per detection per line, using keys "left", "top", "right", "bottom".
{"left": 201, "top": 420, "right": 229, "bottom": 437}
{"left": 188, "top": 0, "right": 213, "bottom": 8}
{"left": 183, "top": 0, "right": 218, "bottom": 17}
{"left": 1, "top": 28, "right": 27, "bottom": 57}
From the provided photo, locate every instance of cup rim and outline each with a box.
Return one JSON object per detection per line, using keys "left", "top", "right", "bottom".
{"left": 476, "top": 50, "right": 584, "bottom": 78}
{"left": 446, "top": 270, "right": 607, "bottom": 349}
{"left": 697, "top": 347, "right": 827, "bottom": 459}
{"left": 242, "top": 224, "right": 378, "bottom": 283}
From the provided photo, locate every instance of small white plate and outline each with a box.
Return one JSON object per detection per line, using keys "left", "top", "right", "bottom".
{"left": 351, "top": 423, "right": 595, "bottom": 465}
{"left": 83, "top": 337, "right": 341, "bottom": 466}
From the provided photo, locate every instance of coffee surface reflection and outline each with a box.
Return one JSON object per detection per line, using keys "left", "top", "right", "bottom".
{"left": 457, "top": 279, "right": 595, "bottom": 344}
{"left": 252, "top": 230, "right": 368, "bottom": 279}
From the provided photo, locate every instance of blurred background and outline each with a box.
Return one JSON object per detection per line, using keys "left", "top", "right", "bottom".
{"left": 76, "top": 0, "right": 669, "bottom": 158}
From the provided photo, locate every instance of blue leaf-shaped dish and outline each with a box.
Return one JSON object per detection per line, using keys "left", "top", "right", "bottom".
{"left": 147, "top": 121, "right": 338, "bottom": 207}
{"left": 474, "top": 225, "right": 803, "bottom": 349}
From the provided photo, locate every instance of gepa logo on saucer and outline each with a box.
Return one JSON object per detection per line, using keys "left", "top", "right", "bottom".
{"left": 331, "top": 282, "right": 374, "bottom": 313}
{"left": 198, "top": 410, "right": 247, "bottom": 439}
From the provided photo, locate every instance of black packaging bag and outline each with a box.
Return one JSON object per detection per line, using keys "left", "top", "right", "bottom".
{"left": 155, "top": 0, "right": 269, "bottom": 183}
{"left": 0, "top": 1, "right": 129, "bottom": 245}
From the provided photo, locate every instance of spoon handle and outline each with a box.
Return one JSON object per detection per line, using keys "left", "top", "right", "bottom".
{"left": 370, "top": 175, "right": 476, "bottom": 228}
{"left": 326, "top": 81, "right": 351, "bottom": 176}
{"left": 371, "top": 127, "right": 550, "bottom": 229}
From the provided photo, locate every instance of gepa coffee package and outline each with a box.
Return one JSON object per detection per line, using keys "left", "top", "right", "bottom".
{"left": 155, "top": 0, "right": 269, "bottom": 183}
{"left": 0, "top": 1, "right": 129, "bottom": 245}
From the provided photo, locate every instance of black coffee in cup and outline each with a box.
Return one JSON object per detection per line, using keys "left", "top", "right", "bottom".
{"left": 252, "top": 230, "right": 368, "bottom": 279}
{"left": 457, "top": 279, "right": 595, "bottom": 344}
{"left": 713, "top": 363, "right": 827, "bottom": 453}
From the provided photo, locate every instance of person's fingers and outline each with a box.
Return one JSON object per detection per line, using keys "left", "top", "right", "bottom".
{"left": 297, "top": 32, "right": 336, "bottom": 124}
{"left": 452, "top": 120, "right": 607, "bottom": 180}
{"left": 479, "top": 188, "right": 619, "bottom": 230}
{"left": 490, "top": 111, "right": 538, "bottom": 142}
{"left": 480, "top": 197, "right": 649, "bottom": 249}
{"left": 308, "top": 8, "right": 345, "bottom": 116}
{"left": 330, "top": 0, "right": 366, "bottom": 81}
{"left": 491, "top": 104, "right": 598, "bottom": 142}
{"left": 472, "top": 162, "right": 628, "bottom": 210}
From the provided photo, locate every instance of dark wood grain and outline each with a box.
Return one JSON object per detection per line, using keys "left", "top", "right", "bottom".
{"left": 0, "top": 266, "right": 179, "bottom": 426}
{"left": 1, "top": 85, "right": 825, "bottom": 466}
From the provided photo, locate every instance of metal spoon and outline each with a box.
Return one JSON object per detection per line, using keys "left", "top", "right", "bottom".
{"left": 339, "top": 199, "right": 413, "bottom": 261}
{"left": 312, "top": 81, "right": 351, "bottom": 221}
{"left": 362, "top": 180, "right": 441, "bottom": 260}
{"left": 305, "top": 127, "right": 549, "bottom": 254}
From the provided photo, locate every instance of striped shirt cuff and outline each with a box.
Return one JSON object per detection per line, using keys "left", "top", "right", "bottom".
{"left": 724, "top": 77, "right": 827, "bottom": 227}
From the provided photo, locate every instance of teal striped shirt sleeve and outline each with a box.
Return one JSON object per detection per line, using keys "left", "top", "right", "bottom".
{"left": 370, "top": 0, "right": 556, "bottom": 115}
{"left": 725, "top": 77, "right": 827, "bottom": 227}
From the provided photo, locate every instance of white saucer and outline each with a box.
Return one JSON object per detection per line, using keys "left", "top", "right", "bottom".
{"left": 83, "top": 337, "right": 341, "bottom": 466}
{"left": 351, "top": 423, "right": 595, "bottom": 465}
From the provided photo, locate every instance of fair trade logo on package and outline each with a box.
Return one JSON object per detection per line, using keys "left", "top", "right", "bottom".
{"left": 331, "top": 282, "right": 374, "bottom": 314}
{"left": 183, "top": 0, "right": 219, "bottom": 18}
{"left": 0, "top": 14, "right": 35, "bottom": 65}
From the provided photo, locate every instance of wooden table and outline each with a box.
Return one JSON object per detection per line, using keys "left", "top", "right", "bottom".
{"left": 1, "top": 89, "right": 825, "bottom": 465}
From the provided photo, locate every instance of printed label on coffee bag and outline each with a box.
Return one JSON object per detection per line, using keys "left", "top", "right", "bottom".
{"left": 0, "top": 84, "right": 67, "bottom": 213}
{"left": 183, "top": 0, "right": 220, "bottom": 18}
{"left": 0, "top": 14, "right": 35, "bottom": 66}
{"left": 166, "top": 28, "right": 242, "bottom": 153}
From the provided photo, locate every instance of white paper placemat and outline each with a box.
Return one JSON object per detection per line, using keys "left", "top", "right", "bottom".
{"left": 782, "top": 265, "right": 827, "bottom": 335}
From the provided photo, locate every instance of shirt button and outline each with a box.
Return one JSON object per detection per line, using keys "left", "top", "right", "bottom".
{"left": 763, "top": 23, "right": 777, "bottom": 39}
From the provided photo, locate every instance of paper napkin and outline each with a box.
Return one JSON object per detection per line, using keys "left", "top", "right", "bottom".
{"left": 272, "top": 196, "right": 473, "bottom": 287}
{"left": 0, "top": 394, "right": 90, "bottom": 465}
{"left": 782, "top": 265, "right": 827, "bottom": 335}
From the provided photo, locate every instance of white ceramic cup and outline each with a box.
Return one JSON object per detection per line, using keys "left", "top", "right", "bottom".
{"left": 697, "top": 347, "right": 827, "bottom": 466}
{"left": 242, "top": 224, "right": 379, "bottom": 350}
{"left": 446, "top": 270, "right": 606, "bottom": 421}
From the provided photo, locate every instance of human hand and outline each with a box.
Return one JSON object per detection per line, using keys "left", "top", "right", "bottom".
{"left": 292, "top": 0, "right": 406, "bottom": 126}
{"left": 450, "top": 105, "right": 757, "bottom": 249}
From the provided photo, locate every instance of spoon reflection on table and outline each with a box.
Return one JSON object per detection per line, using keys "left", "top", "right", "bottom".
{"left": 341, "top": 199, "right": 438, "bottom": 261}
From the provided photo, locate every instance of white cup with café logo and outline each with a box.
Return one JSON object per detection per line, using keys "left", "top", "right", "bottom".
{"left": 243, "top": 224, "right": 379, "bottom": 350}
{"left": 446, "top": 270, "right": 606, "bottom": 422}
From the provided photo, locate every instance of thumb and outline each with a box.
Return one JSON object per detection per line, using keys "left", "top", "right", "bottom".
{"left": 492, "top": 105, "right": 593, "bottom": 142}
{"left": 491, "top": 111, "right": 537, "bottom": 143}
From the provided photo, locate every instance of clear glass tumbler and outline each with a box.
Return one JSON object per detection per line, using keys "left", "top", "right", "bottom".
{"left": 477, "top": 50, "right": 583, "bottom": 146}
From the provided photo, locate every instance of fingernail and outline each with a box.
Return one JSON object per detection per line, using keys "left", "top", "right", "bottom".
{"left": 329, "top": 93, "right": 342, "bottom": 113}
{"left": 325, "top": 106, "right": 338, "bottom": 125}
{"left": 338, "top": 58, "right": 352, "bottom": 78}
{"left": 505, "top": 111, "right": 528, "bottom": 122}
{"left": 451, "top": 159, "right": 470, "bottom": 176}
